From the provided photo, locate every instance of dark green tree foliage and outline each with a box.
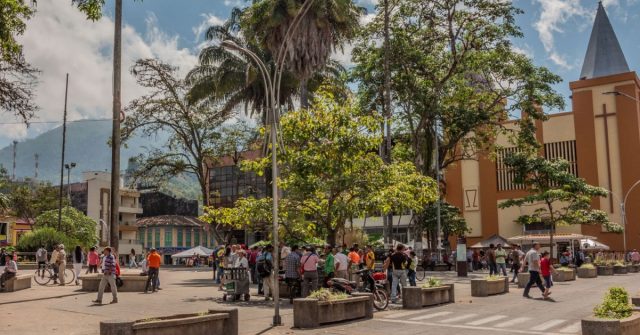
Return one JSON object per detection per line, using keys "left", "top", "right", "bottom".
{"left": 17, "top": 227, "right": 80, "bottom": 252}
{"left": 0, "top": 0, "right": 38, "bottom": 122}
{"left": 9, "top": 182, "right": 69, "bottom": 221}
{"left": 31, "top": 207, "right": 98, "bottom": 249}
{"left": 417, "top": 201, "right": 469, "bottom": 243}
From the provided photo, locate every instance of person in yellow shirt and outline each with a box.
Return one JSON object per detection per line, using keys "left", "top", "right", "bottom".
{"left": 365, "top": 246, "right": 376, "bottom": 270}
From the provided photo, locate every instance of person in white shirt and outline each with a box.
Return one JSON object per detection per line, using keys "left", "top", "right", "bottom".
{"left": 334, "top": 250, "right": 349, "bottom": 280}
{"left": 234, "top": 250, "right": 249, "bottom": 269}
{"left": 1, "top": 254, "right": 18, "bottom": 290}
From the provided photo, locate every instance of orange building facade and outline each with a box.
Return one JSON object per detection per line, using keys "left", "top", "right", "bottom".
{"left": 445, "top": 3, "right": 640, "bottom": 251}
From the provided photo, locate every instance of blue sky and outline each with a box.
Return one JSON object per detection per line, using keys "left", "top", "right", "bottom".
{"left": 4, "top": 0, "right": 640, "bottom": 147}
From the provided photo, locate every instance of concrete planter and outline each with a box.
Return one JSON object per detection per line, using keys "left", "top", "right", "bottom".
{"left": 471, "top": 277, "right": 509, "bottom": 297}
{"left": 614, "top": 266, "right": 629, "bottom": 275}
{"left": 629, "top": 265, "right": 639, "bottom": 273}
{"left": 82, "top": 274, "right": 148, "bottom": 292}
{"left": 552, "top": 269, "right": 576, "bottom": 282}
{"left": 517, "top": 272, "right": 530, "bottom": 288}
{"left": 582, "top": 313, "right": 640, "bottom": 335}
{"left": 577, "top": 267, "right": 598, "bottom": 278}
{"left": 3, "top": 274, "right": 32, "bottom": 292}
{"left": 100, "top": 309, "right": 238, "bottom": 335}
{"left": 402, "top": 284, "right": 455, "bottom": 309}
{"left": 293, "top": 293, "right": 373, "bottom": 329}
{"left": 598, "top": 266, "right": 614, "bottom": 276}
{"left": 632, "top": 296, "right": 640, "bottom": 307}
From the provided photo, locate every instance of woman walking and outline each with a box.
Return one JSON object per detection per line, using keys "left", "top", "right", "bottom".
{"left": 129, "top": 249, "right": 138, "bottom": 268}
{"left": 72, "top": 246, "right": 84, "bottom": 285}
{"left": 86, "top": 247, "right": 99, "bottom": 274}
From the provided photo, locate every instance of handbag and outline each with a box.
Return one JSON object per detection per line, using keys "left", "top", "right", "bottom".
{"left": 299, "top": 254, "right": 311, "bottom": 276}
{"left": 115, "top": 276, "right": 124, "bottom": 287}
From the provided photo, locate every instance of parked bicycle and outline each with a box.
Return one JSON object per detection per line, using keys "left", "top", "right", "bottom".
{"left": 33, "top": 263, "right": 75, "bottom": 286}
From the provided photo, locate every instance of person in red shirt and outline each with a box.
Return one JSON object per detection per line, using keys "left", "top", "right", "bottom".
{"left": 540, "top": 251, "right": 556, "bottom": 299}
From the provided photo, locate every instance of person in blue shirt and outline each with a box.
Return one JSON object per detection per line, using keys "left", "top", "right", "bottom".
{"left": 257, "top": 245, "right": 274, "bottom": 301}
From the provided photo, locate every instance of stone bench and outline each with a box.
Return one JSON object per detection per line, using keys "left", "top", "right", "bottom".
{"left": 81, "top": 274, "right": 148, "bottom": 292}
{"left": 3, "top": 274, "right": 32, "bottom": 292}
{"left": 100, "top": 309, "right": 238, "bottom": 335}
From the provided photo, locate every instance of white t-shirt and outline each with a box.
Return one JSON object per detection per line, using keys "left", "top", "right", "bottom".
{"left": 234, "top": 257, "right": 249, "bottom": 269}
{"left": 334, "top": 253, "right": 348, "bottom": 271}
{"left": 525, "top": 249, "right": 540, "bottom": 272}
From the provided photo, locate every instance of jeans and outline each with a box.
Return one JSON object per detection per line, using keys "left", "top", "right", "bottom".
{"left": 97, "top": 274, "right": 117, "bottom": 302}
{"left": 0, "top": 272, "right": 15, "bottom": 287}
{"left": 129, "top": 258, "right": 137, "bottom": 268}
{"left": 391, "top": 269, "right": 408, "bottom": 301}
{"left": 512, "top": 264, "right": 520, "bottom": 282}
{"left": 497, "top": 263, "right": 507, "bottom": 276}
{"left": 489, "top": 262, "right": 497, "bottom": 276}
{"left": 145, "top": 268, "right": 159, "bottom": 292}
{"left": 523, "top": 270, "right": 545, "bottom": 297}
{"left": 407, "top": 269, "right": 416, "bottom": 286}
{"left": 87, "top": 264, "right": 98, "bottom": 274}
{"left": 302, "top": 270, "right": 318, "bottom": 297}
{"left": 249, "top": 263, "right": 257, "bottom": 284}
{"left": 216, "top": 267, "right": 224, "bottom": 284}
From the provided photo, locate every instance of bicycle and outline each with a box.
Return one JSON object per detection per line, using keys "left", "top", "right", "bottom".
{"left": 415, "top": 262, "right": 427, "bottom": 281}
{"left": 33, "top": 263, "right": 76, "bottom": 286}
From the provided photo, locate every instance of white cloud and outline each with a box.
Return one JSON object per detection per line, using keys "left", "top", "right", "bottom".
{"left": 8, "top": 0, "right": 198, "bottom": 143}
{"left": 193, "top": 13, "right": 226, "bottom": 45}
{"left": 532, "top": 0, "right": 622, "bottom": 69}
{"left": 331, "top": 13, "right": 377, "bottom": 67}
{"left": 223, "top": 0, "right": 245, "bottom": 7}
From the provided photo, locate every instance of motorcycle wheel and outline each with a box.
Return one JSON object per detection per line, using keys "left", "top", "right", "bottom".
{"left": 373, "top": 289, "right": 389, "bottom": 311}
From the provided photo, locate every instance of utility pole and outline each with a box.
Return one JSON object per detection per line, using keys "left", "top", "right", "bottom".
{"left": 110, "top": 0, "right": 123, "bottom": 251}
{"left": 58, "top": 74, "right": 69, "bottom": 231}
{"left": 34, "top": 153, "right": 39, "bottom": 179}
{"left": 382, "top": 0, "right": 394, "bottom": 248}
{"left": 11, "top": 141, "right": 17, "bottom": 181}
{"left": 434, "top": 119, "right": 442, "bottom": 262}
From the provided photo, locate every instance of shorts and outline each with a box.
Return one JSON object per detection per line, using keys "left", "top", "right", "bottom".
{"left": 543, "top": 275, "right": 553, "bottom": 289}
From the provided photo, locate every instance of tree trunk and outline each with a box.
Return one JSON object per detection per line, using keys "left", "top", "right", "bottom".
{"left": 327, "top": 227, "right": 337, "bottom": 247}
{"left": 109, "top": 0, "right": 122, "bottom": 252}
{"left": 550, "top": 223, "right": 555, "bottom": 262}
{"left": 300, "top": 79, "right": 309, "bottom": 109}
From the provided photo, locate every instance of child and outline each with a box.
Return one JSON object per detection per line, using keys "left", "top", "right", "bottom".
{"left": 540, "top": 251, "right": 556, "bottom": 299}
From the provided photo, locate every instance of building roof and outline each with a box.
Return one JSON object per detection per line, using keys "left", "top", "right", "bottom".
{"left": 136, "top": 215, "right": 206, "bottom": 228}
{"left": 579, "top": 2, "right": 630, "bottom": 80}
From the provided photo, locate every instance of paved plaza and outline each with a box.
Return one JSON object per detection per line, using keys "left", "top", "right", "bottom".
{"left": 2, "top": 267, "right": 640, "bottom": 335}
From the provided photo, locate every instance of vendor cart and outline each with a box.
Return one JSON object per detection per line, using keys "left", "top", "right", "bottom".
{"left": 222, "top": 268, "right": 250, "bottom": 302}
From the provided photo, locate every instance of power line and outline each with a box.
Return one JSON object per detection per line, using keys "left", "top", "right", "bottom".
{"left": 0, "top": 118, "right": 112, "bottom": 125}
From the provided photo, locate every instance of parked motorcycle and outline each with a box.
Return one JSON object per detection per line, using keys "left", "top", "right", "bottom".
{"left": 327, "top": 268, "right": 389, "bottom": 310}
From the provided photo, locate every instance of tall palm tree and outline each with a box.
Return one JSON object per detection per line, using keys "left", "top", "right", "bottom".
{"left": 187, "top": 7, "right": 349, "bottom": 124}
{"left": 241, "top": 0, "right": 364, "bottom": 107}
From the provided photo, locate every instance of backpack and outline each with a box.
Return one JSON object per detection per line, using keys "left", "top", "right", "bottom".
{"left": 256, "top": 254, "right": 272, "bottom": 278}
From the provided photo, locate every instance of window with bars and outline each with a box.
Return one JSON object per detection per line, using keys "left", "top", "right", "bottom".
{"left": 177, "top": 228, "right": 183, "bottom": 247}
{"left": 164, "top": 228, "right": 172, "bottom": 247}
{"left": 146, "top": 228, "right": 152, "bottom": 248}
{"left": 496, "top": 140, "right": 578, "bottom": 191}
{"left": 185, "top": 230, "right": 191, "bottom": 248}
{"left": 154, "top": 227, "right": 160, "bottom": 248}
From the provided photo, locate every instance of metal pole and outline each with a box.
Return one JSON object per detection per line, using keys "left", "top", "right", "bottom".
{"left": 382, "top": 0, "right": 393, "bottom": 248}
{"left": 58, "top": 73, "right": 69, "bottom": 231}
{"left": 12, "top": 141, "right": 17, "bottom": 181}
{"left": 621, "top": 203, "right": 626, "bottom": 254}
{"left": 435, "top": 118, "right": 442, "bottom": 262}
{"left": 110, "top": 0, "right": 123, "bottom": 251}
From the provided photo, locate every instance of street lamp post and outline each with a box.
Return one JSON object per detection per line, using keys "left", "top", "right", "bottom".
{"left": 64, "top": 162, "right": 77, "bottom": 200}
{"left": 220, "top": 0, "right": 316, "bottom": 327}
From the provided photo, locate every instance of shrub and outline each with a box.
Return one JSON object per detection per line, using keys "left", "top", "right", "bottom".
{"left": 308, "top": 288, "right": 349, "bottom": 302}
{"left": 614, "top": 261, "right": 625, "bottom": 267}
{"left": 422, "top": 277, "right": 443, "bottom": 288}
{"left": 580, "top": 263, "right": 595, "bottom": 269}
{"left": 594, "top": 287, "right": 632, "bottom": 319}
{"left": 17, "top": 227, "right": 80, "bottom": 252}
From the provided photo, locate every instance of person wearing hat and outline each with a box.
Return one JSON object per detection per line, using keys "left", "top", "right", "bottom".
{"left": 93, "top": 246, "right": 118, "bottom": 304}
{"left": 56, "top": 244, "right": 67, "bottom": 286}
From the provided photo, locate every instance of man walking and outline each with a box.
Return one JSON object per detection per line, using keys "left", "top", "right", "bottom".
{"left": 36, "top": 246, "right": 47, "bottom": 278}
{"left": 145, "top": 248, "right": 161, "bottom": 293}
{"left": 93, "top": 247, "right": 118, "bottom": 304}
{"left": 50, "top": 245, "right": 60, "bottom": 284}
{"left": 56, "top": 244, "right": 67, "bottom": 286}
{"left": 510, "top": 244, "right": 524, "bottom": 283}
{"left": 300, "top": 246, "right": 319, "bottom": 297}
{"left": 495, "top": 244, "right": 508, "bottom": 276}
{"left": 284, "top": 245, "right": 301, "bottom": 298}
{"left": 522, "top": 242, "right": 546, "bottom": 299}
{"left": 390, "top": 244, "right": 411, "bottom": 304}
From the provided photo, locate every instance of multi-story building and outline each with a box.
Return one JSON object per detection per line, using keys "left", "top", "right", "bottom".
{"left": 0, "top": 216, "right": 33, "bottom": 247}
{"left": 137, "top": 215, "right": 214, "bottom": 264}
{"left": 204, "top": 149, "right": 268, "bottom": 244}
{"left": 68, "top": 171, "right": 144, "bottom": 257}
{"left": 139, "top": 191, "right": 198, "bottom": 218}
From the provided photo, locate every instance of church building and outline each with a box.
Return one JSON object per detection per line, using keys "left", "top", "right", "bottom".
{"left": 446, "top": 2, "right": 640, "bottom": 252}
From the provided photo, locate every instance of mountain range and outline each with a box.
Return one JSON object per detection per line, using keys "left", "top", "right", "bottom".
{"left": 0, "top": 121, "right": 199, "bottom": 200}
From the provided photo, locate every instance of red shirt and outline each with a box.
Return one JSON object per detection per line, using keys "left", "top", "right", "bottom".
{"left": 540, "top": 257, "right": 551, "bottom": 276}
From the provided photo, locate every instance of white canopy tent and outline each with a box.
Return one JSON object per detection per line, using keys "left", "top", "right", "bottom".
{"left": 580, "top": 238, "right": 610, "bottom": 251}
{"left": 170, "top": 246, "right": 214, "bottom": 258}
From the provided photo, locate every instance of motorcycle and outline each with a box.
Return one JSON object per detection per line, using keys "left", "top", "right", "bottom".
{"left": 327, "top": 268, "right": 389, "bottom": 310}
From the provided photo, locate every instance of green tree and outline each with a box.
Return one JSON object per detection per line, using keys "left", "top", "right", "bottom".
{"left": 33, "top": 207, "right": 98, "bottom": 248}
{"left": 123, "top": 59, "right": 235, "bottom": 242}
{"left": 241, "top": 0, "right": 364, "bottom": 107}
{"left": 0, "top": 0, "right": 38, "bottom": 122}
{"left": 202, "top": 90, "right": 438, "bottom": 245}
{"left": 17, "top": 227, "right": 80, "bottom": 252}
{"left": 416, "top": 201, "right": 469, "bottom": 248}
{"left": 9, "top": 182, "right": 68, "bottom": 221}
{"left": 499, "top": 142, "right": 621, "bottom": 259}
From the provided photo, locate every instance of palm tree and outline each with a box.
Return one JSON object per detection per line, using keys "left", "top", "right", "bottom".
{"left": 241, "top": 0, "right": 364, "bottom": 107}
{"left": 187, "top": 7, "right": 349, "bottom": 124}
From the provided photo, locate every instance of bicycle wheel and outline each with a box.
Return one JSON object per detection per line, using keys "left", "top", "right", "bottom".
{"left": 33, "top": 268, "right": 53, "bottom": 285}
{"left": 415, "top": 266, "right": 426, "bottom": 281}
{"left": 373, "top": 289, "right": 389, "bottom": 311}
{"left": 64, "top": 268, "right": 76, "bottom": 285}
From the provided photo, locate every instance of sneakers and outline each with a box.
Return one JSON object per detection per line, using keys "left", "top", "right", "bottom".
{"left": 110, "top": 299, "right": 118, "bottom": 304}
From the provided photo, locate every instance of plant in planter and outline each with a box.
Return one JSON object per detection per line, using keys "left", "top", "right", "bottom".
{"left": 403, "top": 277, "right": 454, "bottom": 309}
{"left": 614, "top": 261, "right": 629, "bottom": 275}
{"left": 553, "top": 266, "right": 576, "bottom": 282}
{"left": 582, "top": 287, "right": 640, "bottom": 335}
{"left": 597, "top": 261, "right": 615, "bottom": 276}
{"left": 471, "top": 275, "right": 509, "bottom": 297}
{"left": 293, "top": 289, "right": 374, "bottom": 328}
{"left": 577, "top": 263, "right": 598, "bottom": 279}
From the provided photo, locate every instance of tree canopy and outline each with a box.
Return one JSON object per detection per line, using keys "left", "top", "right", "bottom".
{"left": 32, "top": 206, "right": 98, "bottom": 249}
{"left": 201, "top": 90, "right": 439, "bottom": 245}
